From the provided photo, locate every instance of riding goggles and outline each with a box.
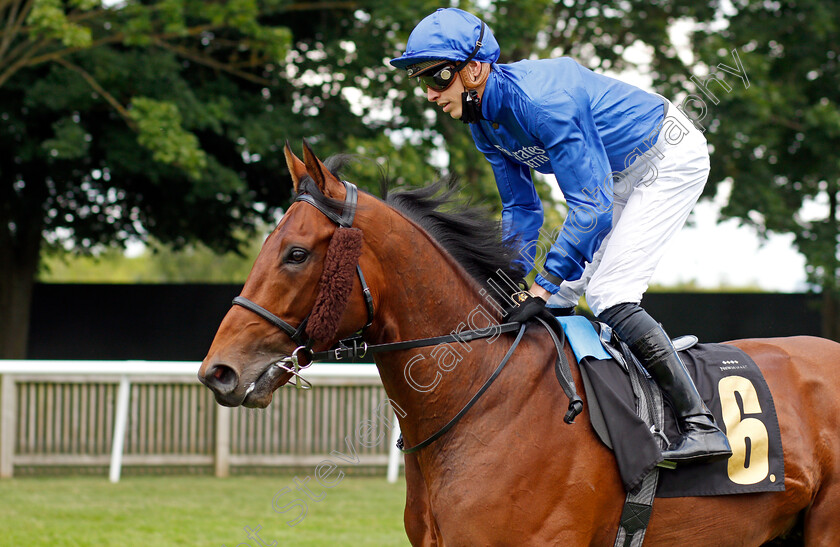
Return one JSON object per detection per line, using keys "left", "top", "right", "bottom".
{"left": 413, "top": 62, "right": 458, "bottom": 92}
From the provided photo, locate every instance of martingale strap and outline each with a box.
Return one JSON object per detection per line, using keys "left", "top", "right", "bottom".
{"left": 399, "top": 323, "right": 528, "bottom": 454}
{"left": 393, "top": 316, "right": 585, "bottom": 455}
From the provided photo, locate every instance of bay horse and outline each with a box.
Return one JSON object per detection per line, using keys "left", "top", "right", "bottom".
{"left": 199, "top": 142, "right": 840, "bottom": 545}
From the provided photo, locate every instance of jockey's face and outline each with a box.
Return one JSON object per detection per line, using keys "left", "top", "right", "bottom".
{"left": 425, "top": 71, "right": 466, "bottom": 120}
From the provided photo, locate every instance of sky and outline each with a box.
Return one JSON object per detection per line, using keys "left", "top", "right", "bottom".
{"left": 647, "top": 185, "right": 809, "bottom": 291}
{"left": 599, "top": 19, "right": 810, "bottom": 292}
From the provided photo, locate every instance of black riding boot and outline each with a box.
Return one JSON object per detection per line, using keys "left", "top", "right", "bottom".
{"left": 600, "top": 303, "right": 732, "bottom": 464}
{"left": 630, "top": 326, "right": 732, "bottom": 463}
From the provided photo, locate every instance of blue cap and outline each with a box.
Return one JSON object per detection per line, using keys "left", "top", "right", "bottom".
{"left": 390, "top": 8, "right": 500, "bottom": 70}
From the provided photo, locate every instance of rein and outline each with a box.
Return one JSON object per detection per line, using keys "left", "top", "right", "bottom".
{"left": 309, "top": 321, "right": 524, "bottom": 362}
{"left": 399, "top": 323, "right": 527, "bottom": 453}
{"left": 230, "top": 180, "right": 583, "bottom": 454}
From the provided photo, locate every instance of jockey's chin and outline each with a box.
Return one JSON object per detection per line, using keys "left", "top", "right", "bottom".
{"left": 440, "top": 101, "right": 462, "bottom": 119}
{"left": 443, "top": 103, "right": 461, "bottom": 120}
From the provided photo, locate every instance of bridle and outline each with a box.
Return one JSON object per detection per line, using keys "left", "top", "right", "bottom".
{"left": 232, "top": 181, "right": 373, "bottom": 351}
{"left": 229, "top": 180, "right": 582, "bottom": 453}
{"left": 231, "top": 179, "right": 520, "bottom": 383}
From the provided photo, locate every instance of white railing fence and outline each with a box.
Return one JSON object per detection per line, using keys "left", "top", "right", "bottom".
{"left": 0, "top": 361, "right": 403, "bottom": 483}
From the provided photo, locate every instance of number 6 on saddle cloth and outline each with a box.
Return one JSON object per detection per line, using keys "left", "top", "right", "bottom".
{"left": 560, "top": 315, "right": 784, "bottom": 498}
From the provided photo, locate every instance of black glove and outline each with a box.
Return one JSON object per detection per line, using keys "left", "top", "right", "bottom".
{"left": 504, "top": 293, "right": 547, "bottom": 323}
{"left": 547, "top": 306, "right": 576, "bottom": 317}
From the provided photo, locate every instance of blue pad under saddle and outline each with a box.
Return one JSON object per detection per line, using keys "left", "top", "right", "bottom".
{"left": 555, "top": 315, "right": 611, "bottom": 362}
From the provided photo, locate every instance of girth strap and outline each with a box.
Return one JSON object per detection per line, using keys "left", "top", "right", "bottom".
{"left": 613, "top": 340, "right": 666, "bottom": 547}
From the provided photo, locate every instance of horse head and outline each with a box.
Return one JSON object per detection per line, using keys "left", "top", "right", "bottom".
{"left": 198, "top": 141, "right": 377, "bottom": 407}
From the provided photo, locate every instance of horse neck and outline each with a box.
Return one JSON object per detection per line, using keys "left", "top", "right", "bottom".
{"left": 360, "top": 207, "right": 522, "bottom": 446}
{"left": 363, "top": 207, "right": 490, "bottom": 344}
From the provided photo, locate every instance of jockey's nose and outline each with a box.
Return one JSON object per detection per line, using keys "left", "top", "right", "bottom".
{"left": 426, "top": 87, "right": 440, "bottom": 102}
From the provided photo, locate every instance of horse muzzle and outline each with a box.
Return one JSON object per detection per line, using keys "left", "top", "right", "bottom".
{"left": 198, "top": 360, "right": 294, "bottom": 408}
{"left": 198, "top": 362, "right": 244, "bottom": 406}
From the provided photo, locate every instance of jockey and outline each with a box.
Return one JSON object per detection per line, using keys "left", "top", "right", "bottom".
{"left": 391, "top": 8, "right": 732, "bottom": 465}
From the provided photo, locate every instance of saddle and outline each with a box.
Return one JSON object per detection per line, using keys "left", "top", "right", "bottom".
{"left": 559, "top": 315, "right": 785, "bottom": 494}
{"left": 555, "top": 316, "right": 785, "bottom": 545}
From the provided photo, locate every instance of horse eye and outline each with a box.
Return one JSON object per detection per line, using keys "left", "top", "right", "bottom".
{"left": 285, "top": 248, "right": 309, "bottom": 264}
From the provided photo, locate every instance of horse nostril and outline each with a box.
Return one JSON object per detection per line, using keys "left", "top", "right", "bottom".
{"left": 204, "top": 364, "right": 239, "bottom": 395}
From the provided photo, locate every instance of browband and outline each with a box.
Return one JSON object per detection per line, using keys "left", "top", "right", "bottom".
{"left": 294, "top": 181, "right": 358, "bottom": 227}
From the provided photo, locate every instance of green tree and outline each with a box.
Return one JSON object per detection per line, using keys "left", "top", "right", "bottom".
{"left": 2, "top": 0, "right": 705, "bottom": 357}
{"left": 679, "top": 0, "right": 840, "bottom": 338}
{"left": 1, "top": 0, "right": 299, "bottom": 357}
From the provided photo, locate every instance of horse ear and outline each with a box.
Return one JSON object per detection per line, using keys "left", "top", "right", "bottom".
{"left": 302, "top": 139, "right": 343, "bottom": 198}
{"left": 284, "top": 141, "right": 308, "bottom": 194}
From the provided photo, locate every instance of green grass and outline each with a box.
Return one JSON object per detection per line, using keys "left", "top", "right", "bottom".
{"left": 0, "top": 475, "right": 409, "bottom": 546}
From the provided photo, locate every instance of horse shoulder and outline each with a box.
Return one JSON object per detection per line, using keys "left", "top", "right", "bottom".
{"left": 416, "top": 328, "right": 624, "bottom": 544}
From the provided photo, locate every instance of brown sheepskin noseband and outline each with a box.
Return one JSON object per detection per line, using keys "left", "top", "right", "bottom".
{"left": 305, "top": 227, "right": 364, "bottom": 341}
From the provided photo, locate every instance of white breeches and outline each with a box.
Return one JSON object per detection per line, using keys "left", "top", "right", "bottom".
{"left": 548, "top": 99, "right": 711, "bottom": 317}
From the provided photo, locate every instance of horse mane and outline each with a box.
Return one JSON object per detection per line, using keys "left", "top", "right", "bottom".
{"left": 384, "top": 180, "right": 526, "bottom": 290}
{"left": 295, "top": 155, "right": 526, "bottom": 290}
